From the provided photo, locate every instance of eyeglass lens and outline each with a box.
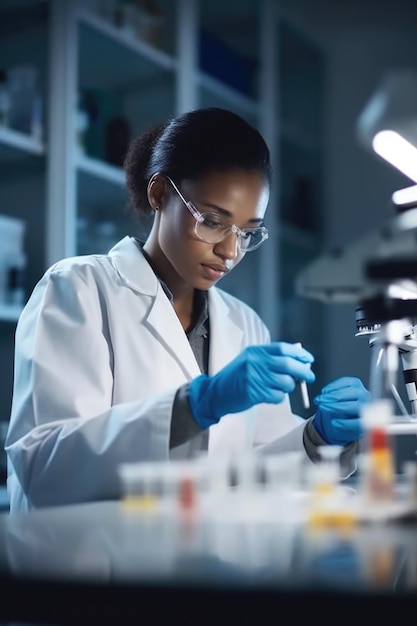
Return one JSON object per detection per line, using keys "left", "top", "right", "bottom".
{"left": 196, "top": 216, "right": 267, "bottom": 251}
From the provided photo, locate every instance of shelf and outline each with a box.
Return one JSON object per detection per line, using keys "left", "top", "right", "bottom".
{"left": 0, "top": 303, "right": 23, "bottom": 323}
{"left": 0, "top": 126, "right": 44, "bottom": 161}
{"left": 76, "top": 154, "right": 128, "bottom": 214}
{"left": 197, "top": 72, "right": 259, "bottom": 119}
{"left": 77, "top": 154, "right": 124, "bottom": 185}
{"left": 0, "top": 126, "right": 45, "bottom": 182}
{"left": 77, "top": 9, "right": 176, "bottom": 91}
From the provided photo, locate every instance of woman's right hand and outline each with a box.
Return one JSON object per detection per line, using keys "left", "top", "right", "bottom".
{"left": 188, "top": 342, "right": 315, "bottom": 429}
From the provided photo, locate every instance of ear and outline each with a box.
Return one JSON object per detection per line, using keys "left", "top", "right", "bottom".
{"left": 147, "top": 172, "right": 168, "bottom": 211}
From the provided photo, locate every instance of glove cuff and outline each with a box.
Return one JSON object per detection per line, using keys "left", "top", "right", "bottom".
{"left": 188, "top": 374, "right": 220, "bottom": 430}
{"left": 311, "top": 409, "right": 327, "bottom": 442}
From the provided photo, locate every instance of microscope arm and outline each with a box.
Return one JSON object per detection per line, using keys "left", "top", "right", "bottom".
{"left": 399, "top": 335, "right": 417, "bottom": 415}
{"left": 296, "top": 207, "right": 417, "bottom": 304}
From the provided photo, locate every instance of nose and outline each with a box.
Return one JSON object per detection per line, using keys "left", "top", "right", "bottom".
{"left": 213, "top": 230, "right": 240, "bottom": 260}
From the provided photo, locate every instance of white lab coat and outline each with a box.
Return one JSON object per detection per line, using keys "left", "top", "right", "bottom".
{"left": 6, "top": 236, "right": 308, "bottom": 511}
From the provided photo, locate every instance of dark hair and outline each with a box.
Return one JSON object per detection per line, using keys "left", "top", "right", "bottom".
{"left": 123, "top": 107, "right": 272, "bottom": 217}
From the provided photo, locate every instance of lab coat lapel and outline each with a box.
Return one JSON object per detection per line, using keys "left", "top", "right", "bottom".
{"left": 207, "top": 288, "right": 244, "bottom": 373}
{"left": 109, "top": 237, "right": 201, "bottom": 380}
{"left": 207, "top": 289, "right": 253, "bottom": 455}
{"left": 146, "top": 287, "right": 201, "bottom": 379}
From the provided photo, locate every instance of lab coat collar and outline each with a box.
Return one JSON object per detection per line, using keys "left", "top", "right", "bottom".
{"left": 206, "top": 288, "right": 248, "bottom": 454}
{"left": 108, "top": 236, "right": 244, "bottom": 379}
{"left": 109, "top": 237, "right": 200, "bottom": 378}
{"left": 207, "top": 288, "right": 244, "bottom": 373}
{"left": 108, "top": 236, "right": 159, "bottom": 295}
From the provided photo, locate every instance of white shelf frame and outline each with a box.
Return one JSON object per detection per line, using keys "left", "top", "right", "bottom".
{"left": 76, "top": 154, "right": 125, "bottom": 186}
{"left": 0, "top": 126, "right": 45, "bottom": 156}
{"left": 176, "top": 0, "right": 198, "bottom": 113}
{"left": 46, "top": 0, "right": 78, "bottom": 266}
{"left": 196, "top": 72, "right": 259, "bottom": 117}
{"left": 76, "top": 7, "right": 177, "bottom": 73}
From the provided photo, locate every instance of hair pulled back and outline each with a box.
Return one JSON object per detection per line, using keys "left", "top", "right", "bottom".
{"left": 124, "top": 107, "right": 272, "bottom": 218}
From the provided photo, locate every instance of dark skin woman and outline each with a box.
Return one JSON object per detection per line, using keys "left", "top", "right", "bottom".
{"left": 6, "top": 108, "right": 370, "bottom": 511}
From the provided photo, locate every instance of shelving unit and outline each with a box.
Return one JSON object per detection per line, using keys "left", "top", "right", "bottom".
{"left": 0, "top": 0, "right": 326, "bottom": 432}
{"left": 77, "top": 7, "right": 177, "bottom": 74}
{"left": 0, "top": 0, "right": 49, "bottom": 435}
{"left": 0, "top": 126, "right": 44, "bottom": 159}
{"left": 197, "top": 72, "right": 259, "bottom": 122}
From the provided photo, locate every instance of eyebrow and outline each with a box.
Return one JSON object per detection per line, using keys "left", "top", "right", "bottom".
{"left": 198, "top": 201, "right": 264, "bottom": 225}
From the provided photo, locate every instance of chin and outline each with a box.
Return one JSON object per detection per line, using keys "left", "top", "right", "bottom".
{"left": 194, "top": 277, "right": 218, "bottom": 290}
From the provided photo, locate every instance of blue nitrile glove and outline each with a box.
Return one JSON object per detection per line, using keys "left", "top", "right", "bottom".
{"left": 312, "top": 376, "right": 371, "bottom": 446}
{"left": 188, "top": 342, "right": 315, "bottom": 429}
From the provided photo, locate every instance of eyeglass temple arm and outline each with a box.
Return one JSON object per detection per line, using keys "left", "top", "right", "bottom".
{"left": 165, "top": 175, "right": 203, "bottom": 220}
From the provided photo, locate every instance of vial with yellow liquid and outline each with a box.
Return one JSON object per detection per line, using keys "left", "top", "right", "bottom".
{"left": 307, "top": 445, "right": 357, "bottom": 529}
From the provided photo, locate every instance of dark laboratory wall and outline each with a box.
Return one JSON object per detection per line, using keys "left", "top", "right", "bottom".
{"left": 277, "top": 0, "right": 417, "bottom": 383}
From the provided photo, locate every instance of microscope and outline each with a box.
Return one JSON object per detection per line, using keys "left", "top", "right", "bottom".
{"left": 295, "top": 203, "right": 417, "bottom": 432}
{"left": 296, "top": 69, "right": 417, "bottom": 432}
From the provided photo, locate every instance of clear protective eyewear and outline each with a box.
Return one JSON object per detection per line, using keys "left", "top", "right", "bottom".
{"left": 166, "top": 176, "right": 269, "bottom": 252}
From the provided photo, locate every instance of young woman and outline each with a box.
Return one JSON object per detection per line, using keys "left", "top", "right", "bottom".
{"left": 6, "top": 108, "right": 370, "bottom": 511}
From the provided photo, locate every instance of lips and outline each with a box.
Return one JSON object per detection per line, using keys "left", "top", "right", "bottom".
{"left": 204, "top": 263, "right": 229, "bottom": 273}
{"left": 201, "top": 263, "right": 230, "bottom": 281}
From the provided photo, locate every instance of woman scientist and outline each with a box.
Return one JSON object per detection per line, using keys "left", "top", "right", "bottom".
{"left": 6, "top": 107, "right": 370, "bottom": 511}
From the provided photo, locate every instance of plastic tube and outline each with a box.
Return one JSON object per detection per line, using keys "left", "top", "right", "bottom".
{"left": 360, "top": 399, "right": 396, "bottom": 504}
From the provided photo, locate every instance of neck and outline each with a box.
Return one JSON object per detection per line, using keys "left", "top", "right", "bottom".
{"left": 172, "top": 287, "right": 196, "bottom": 332}
{"left": 142, "top": 239, "right": 195, "bottom": 331}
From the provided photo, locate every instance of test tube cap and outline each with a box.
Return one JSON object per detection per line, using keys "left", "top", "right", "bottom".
{"left": 317, "top": 445, "right": 343, "bottom": 460}
{"left": 360, "top": 398, "right": 394, "bottom": 428}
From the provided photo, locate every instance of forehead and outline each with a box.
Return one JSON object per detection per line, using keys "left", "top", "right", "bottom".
{"left": 183, "top": 169, "right": 270, "bottom": 217}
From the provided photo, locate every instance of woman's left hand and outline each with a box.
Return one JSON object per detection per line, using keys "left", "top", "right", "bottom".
{"left": 312, "top": 376, "right": 371, "bottom": 445}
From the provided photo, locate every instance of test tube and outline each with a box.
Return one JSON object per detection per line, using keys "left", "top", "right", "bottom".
{"left": 317, "top": 445, "right": 343, "bottom": 487}
{"left": 360, "top": 399, "right": 396, "bottom": 504}
{"left": 262, "top": 451, "right": 304, "bottom": 494}
{"left": 170, "top": 460, "right": 205, "bottom": 517}
{"left": 307, "top": 445, "right": 357, "bottom": 528}
{"left": 295, "top": 342, "right": 310, "bottom": 409}
{"left": 403, "top": 460, "right": 417, "bottom": 512}
{"left": 118, "top": 461, "right": 159, "bottom": 512}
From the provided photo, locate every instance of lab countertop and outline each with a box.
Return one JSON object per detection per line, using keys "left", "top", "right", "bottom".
{"left": 0, "top": 491, "right": 417, "bottom": 623}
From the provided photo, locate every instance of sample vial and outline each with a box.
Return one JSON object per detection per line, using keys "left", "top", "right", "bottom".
{"left": 360, "top": 399, "right": 396, "bottom": 504}
{"left": 307, "top": 445, "right": 356, "bottom": 528}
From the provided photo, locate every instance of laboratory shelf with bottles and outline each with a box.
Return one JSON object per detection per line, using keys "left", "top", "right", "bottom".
{"left": 0, "top": 0, "right": 48, "bottom": 309}
{"left": 72, "top": 1, "right": 178, "bottom": 256}
{"left": 0, "top": 1, "right": 49, "bottom": 440}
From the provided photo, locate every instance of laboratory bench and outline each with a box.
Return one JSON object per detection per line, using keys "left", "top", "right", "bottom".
{"left": 0, "top": 491, "right": 416, "bottom": 624}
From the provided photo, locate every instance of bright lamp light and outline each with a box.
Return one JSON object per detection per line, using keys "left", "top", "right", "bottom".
{"left": 357, "top": 70, "right": 417, "bottom": 182}
{"left": 372, "top": 130, "right": 417, "bottom": 182}
{"left": 392, "top": 184, "right": 417, "bottom": 207}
